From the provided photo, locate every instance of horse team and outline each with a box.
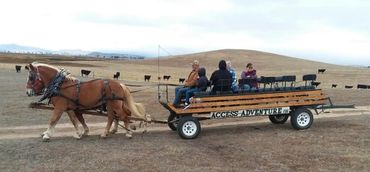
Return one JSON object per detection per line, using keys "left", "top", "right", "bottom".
{"left": 25, "top": 62, "right": 150, "bottom": 141}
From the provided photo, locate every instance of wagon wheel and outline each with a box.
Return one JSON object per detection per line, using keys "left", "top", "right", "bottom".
{"left": 177, "top": 116, "right": 201, "bottom": 139}
{"left": 290, "top": 107, "right": 313, "bottom": 130}
{"left": 167, "top": 112, "right": 179, "bottom": 131}
{"left": 269, "top": 114, "right": 289, "bottom": 124}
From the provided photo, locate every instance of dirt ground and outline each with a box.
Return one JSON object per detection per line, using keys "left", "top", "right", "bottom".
{"left": 1, "top": 53, "right": 370, "bottom": 171}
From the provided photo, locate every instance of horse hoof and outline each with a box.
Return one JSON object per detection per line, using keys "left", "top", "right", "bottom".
{"left": 42, "top": 134, "right": 50, "bottom": 142}
{"left": 109, "top": 130, "right": 117, "bottom": 134}
{"left": 100, "top": 134, "right": 108, "bottom": 139}
{"left": 82, "top": 130, "right": 89, "bottom": 136}
{"left": 125, "top": 133, "right": 132, "bottom": 138}
{"left": 73, "top": 133, "right": 82, "bottom": 140}
{"left": 40, "top": 131, "right": 48, "bottom": 137}
{"left": 130, "top": 125, "right": 137, "bottom": 130}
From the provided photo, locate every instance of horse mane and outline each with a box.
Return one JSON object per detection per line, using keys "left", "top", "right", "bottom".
{"left": 34, "top": 62, "right": 78, "bottom": 82}
{"left": 33, "top": 62, "right": 60, "bottom": 72}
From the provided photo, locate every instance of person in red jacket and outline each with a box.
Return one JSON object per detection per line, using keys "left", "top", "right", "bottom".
{"left": 240, "top": 63, "right": 258, "bottom": 90}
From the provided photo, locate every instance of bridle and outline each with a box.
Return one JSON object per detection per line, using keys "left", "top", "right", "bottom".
{"left": 26, "top": 66, "right": 45, "bottom": 96}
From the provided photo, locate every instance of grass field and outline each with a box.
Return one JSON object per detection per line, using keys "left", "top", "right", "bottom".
{"left": 0, "top": 50, "right": 370, "bottom": 171}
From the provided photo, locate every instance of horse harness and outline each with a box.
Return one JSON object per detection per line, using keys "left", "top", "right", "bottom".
{"left": 38, "top": 70, "right": 125, "bottom": 111}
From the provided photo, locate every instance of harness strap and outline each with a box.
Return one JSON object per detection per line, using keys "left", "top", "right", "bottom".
{"left": 99, "top": 80, "right": 110, "bottom": 112}
{"left": 76, "top": 80, "right": 81, "bottom": 106}
{"left": 41, "top": 76, "right": 126, "bottom": 111}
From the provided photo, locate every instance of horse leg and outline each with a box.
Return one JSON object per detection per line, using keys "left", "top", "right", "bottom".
{"left": 123, "top": 116, "right": 133, "bottom": 138}
{"left": 75, "top": 111, "right": 89, "bottom": 136}
{"left": 110, "top": 118, "right": 119, "bottom": 134}
{"left": 67, "top": 111, "right": 83, "bottom": 139}
{"left": 101, "top": 109, "right": 114, "bottom": 138}
{"left": 42, "top": 108, "right": 64, "bottom": 141}
{"left": 139, "top": 121, "right": 149, "bottom": 133}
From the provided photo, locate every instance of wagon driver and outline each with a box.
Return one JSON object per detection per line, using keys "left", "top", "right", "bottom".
{"left": 173, "top": 60, "right": 199, "bottom": 106}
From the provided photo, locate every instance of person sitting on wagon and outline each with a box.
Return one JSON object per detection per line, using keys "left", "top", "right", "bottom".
{"left": 226, "top": 60, "right": 238, "bottom": 92}
{"left": 173, "top": 60, "right": 199, "bottom": 106}
{"left": 210, "top": 60, "right": 232, "bottom": 94}
{"left": 240, "top": 63, "right": 258, "bottom": 91}
{"left": 184, "top": 67, "right": 209, "bottom": 106}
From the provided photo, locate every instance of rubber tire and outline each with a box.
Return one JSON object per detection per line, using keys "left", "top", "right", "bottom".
{"left": 167, "top": 112, "right": 179, "bottom": 131}
{"left": 177, "top": 116, "right": 201, "bottom": 139}
{"left": 269, "top": 114, "right": 289, "bottom": 124}
{"left": 290, "top": 107, "right": 314, "bottom": 130}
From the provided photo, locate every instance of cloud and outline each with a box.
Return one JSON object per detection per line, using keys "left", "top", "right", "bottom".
{"left": 0, "top": 0, "right": 369, "bottom": 65}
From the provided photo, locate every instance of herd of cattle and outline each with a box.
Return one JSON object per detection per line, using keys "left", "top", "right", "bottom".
{"left": 14, "top": 65, "right": 370, "bottom": 89}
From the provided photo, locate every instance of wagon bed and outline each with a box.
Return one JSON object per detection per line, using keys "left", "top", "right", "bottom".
{"left": 164, "top": 89, "right": 326, "bottom": 115}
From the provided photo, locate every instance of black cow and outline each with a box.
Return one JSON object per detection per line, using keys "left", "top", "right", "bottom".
{"left": 311, "top": 81, "right": 321, "bottom": 87}
{"left": 113, "top": 72, "right": 120, "bottom": 80}
{"left": 81, "top": 69, "right": 91, "bottom": 77}
{"left": 15, "top": 65, "right": 21, "bottom": 73}
{"left": 144, "top": 75, "right": 151, "bottom": 82}
{"left": 179, "top": 78, "right": 185, "bottom": 83}
{"left": 331, "top": 84, "right": 337, "bottom": 88}
{"left": 345, "top": 85, "right": 353, "bottom": 89}
{"left": 357, "top": 84, "right": 368, "bottom": 89}
{"left": 163, "top": 75, "right": 171, "bottom": 80}
{"left": 318, "top": 69, "right": 326, "bottom": 74}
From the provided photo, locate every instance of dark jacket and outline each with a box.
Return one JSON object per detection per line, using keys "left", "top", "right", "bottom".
{"left": 210, "top": 60, "right": 232, "bottom": 93}
{"left": 197, "top": 68, "right": 209, "bottom": 91}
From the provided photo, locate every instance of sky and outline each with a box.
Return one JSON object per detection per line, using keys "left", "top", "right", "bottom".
{"left": 0, "top": 0, "right": 369, "bottom": 65}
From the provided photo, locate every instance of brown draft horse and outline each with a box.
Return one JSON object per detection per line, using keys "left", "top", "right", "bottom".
{"left": 25, "top": 62, "right": 149, "bottom": 141}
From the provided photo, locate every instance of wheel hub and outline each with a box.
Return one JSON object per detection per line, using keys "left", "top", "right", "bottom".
{"left": 182, "top": 121, "right": 197, "bottom": 136}
{"left": 275, "top": 115, "right": 285, "bottom": 121}
{"left": 297, "top": 112, "right": 310, "bottom": 126}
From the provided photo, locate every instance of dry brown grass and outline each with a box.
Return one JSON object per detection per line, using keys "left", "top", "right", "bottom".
{"left": 3, "top": 49, "right": 370, "bottom": 89}
{"left": 1, "top": 50, "right": 370, "bottom": 171}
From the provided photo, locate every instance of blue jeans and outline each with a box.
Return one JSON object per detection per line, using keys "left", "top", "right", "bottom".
{"left": 173, "top": 86, "right": 190, "bottom": 105}
{"left": 231, "top": 85, "right": 239, "bottom": 93}
{"left": 185, "top": 88, "right": 199, "bottom": 104}
{"left": 241, "top": 85, "right": 258, "bottom": 92}
{"left": 242, "top": 84, "right": 251, "bottom": 91}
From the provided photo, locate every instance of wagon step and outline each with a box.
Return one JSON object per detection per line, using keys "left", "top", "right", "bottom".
{"left": 316, "top": 104, "right": 355, "bottom": 109}
{"left": 317, "top": 97, "right": 355, "bottom": 109}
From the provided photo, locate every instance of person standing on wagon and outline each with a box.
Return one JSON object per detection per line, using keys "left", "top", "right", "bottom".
{"left": 173, "top": 60, "right": 199, "bottom": 106}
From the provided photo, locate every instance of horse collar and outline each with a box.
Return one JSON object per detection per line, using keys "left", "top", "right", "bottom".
{"left": 38, "top": 69, "right": 68, "bottom": 103}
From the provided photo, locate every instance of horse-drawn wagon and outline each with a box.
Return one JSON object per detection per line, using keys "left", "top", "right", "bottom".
{"left": 26, "top": 62, "right": 353, "bottom": 141}
{"left": 159, "top": 75, "right": 354, "bottom": 139}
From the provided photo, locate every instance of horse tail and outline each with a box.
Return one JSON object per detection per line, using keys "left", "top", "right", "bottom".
{"left": 120, "top": 84, "right": 151, "bottom": 121}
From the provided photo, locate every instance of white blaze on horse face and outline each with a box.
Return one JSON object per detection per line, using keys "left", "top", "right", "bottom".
{"left": 26, "top": 89, "right": 34, "bottom": 96}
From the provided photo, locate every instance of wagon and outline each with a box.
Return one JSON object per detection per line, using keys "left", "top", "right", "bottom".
{"left": 159, "top": 75, "right": 354, "bottom": 139}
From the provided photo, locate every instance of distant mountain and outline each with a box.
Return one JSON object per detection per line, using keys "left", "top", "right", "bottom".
{"left": 88, "top": 52, "right": 145, "bottom": 59}
{"left": 59, "top": 49, "right": 91, "bottom": 56}
{"left": 0, "top": 44, "right": 51, "bottom": 53}
{"left": 0, "top": 44, "right": 146, "bottom": 59}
